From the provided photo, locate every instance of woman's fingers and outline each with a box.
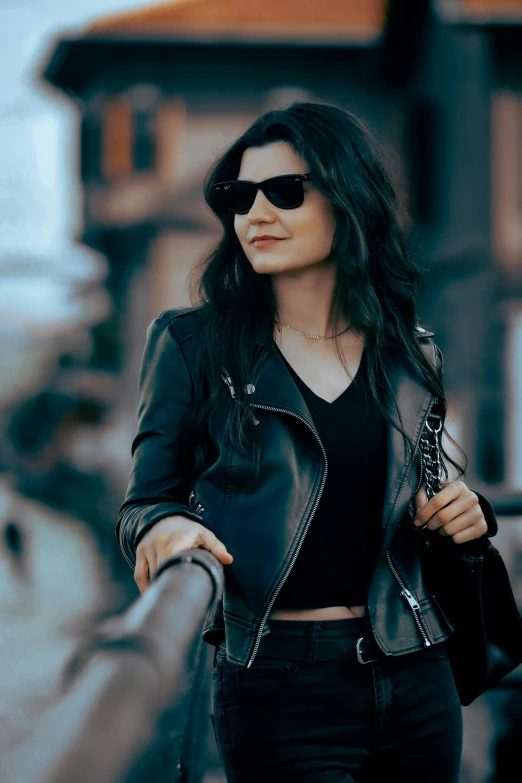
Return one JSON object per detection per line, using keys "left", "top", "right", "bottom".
{"left": 414, "top": 481, "right": 461, "bottom": 526}
{"left": 147, "top": 548, "right": 158, "bottom": 581}
{"left": 134, "top": 522, "right": 233, "bottom": 595}
{"left": 134, "top": 550, "right": 150, "bottom": 595}
{"left": 451, "top": 521, "right": 489, "bottom": 543}
{"left": 415, "top": 481, "right": 476, "bottom": 528}
{"left": 414, "top": 480, "right": 487, "bottom": 542}
{"left": 414, "top": 485, "right": 428, "bottom": 516}
{"left": 437, "top": 506, "right": 487, "bottom": 540}
{"left": 152, "top": 530, "right": 233, "bottom": 575}
{"left": 199, "top": 529, "right": 234, "bottom": 564}
{"left": 419, "top": 495, "right": 472, "bottom": 531}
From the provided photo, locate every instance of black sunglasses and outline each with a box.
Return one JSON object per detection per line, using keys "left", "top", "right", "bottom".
{"left": 211, "top": 174, "right": 313, "bottom": 214}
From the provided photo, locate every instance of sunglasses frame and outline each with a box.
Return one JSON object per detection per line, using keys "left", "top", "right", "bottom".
{"left": 212, "top": 173, "right": 313, "bottom": 214}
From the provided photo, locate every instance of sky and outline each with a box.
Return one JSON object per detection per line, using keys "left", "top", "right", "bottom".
{"left": 0, "top": 0, "right": 151, "bottom": 331}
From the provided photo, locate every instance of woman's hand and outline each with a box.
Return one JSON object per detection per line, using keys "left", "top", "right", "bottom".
{"left": 134, "top": 515, "right": 233, "bottom": 595}
{"left": 414, "top": 480, "right": 488, "bottom": 544}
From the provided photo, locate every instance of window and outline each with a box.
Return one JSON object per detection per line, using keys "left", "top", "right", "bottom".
{"left": 101, "top": 98, "right": 133, "bottom": 182}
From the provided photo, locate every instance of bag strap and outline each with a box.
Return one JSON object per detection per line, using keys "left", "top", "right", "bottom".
{"left": 417, "top": 335, "right": 445, "bottom": 501}
{"left": 419, "top": 413, "right": 444, "bottom": 501}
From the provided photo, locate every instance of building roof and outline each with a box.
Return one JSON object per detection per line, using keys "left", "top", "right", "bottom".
{"left": 87, "top": 0, "right": 388, "bottom": 45}
{"left": 436, "top": 0, "right": 522, "bottom": 23}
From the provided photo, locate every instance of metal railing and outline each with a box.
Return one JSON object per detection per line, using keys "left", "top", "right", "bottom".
{"left": 5, "top": 492, "right": 522, "bottom": 783}
{"left": 6, "top": 549, "right": 223, "bottom": 783}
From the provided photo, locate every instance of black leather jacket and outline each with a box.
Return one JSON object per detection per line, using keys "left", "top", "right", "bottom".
{"left": 117, "top": 306, "right": 498, "bottom": 667}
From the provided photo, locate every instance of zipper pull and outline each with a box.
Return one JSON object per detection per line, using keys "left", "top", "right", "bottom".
{"left": 400, "top": 588, "right": 420, "bottom": 612}
{"left": 221, "top": 370, "right": 236, "bottom": 399}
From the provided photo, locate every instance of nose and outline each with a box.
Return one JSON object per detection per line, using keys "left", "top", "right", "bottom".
{"left": 247, "top": 188, "right": 276, "bottom": 224}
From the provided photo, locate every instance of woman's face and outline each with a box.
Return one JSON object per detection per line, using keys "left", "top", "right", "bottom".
{"left": 234, "top": 142, "right": 336, "bottom": 275}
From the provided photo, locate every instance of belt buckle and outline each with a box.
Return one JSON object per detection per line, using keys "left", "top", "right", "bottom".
{"left": 356, "top": 637, "right": 378, "bottom": 665}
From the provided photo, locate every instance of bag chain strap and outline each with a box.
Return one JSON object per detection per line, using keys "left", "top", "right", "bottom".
{"left": 419, "top": 414, "right": 444, "bottom": 501}
{"left": 412, "top": 412, "right": 444, "bottom": 544}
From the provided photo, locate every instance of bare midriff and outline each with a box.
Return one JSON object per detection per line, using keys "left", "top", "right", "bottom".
{"left": 269, "top": 605, "right": 367, "bottom": 621}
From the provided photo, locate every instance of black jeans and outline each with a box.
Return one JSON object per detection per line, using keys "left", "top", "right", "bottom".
{"left": 211, "top": 617, "right": 462, "bottom": 782}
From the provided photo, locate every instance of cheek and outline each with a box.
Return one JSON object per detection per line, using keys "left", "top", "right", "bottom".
{"left": 235, "top": 218, "right": 255, "bottom": 262}
{"left": 293, "top": 208, "right": 335, "bottom": 256}
{"left": 234, "top": 216, "right": 249, "bottom": 246}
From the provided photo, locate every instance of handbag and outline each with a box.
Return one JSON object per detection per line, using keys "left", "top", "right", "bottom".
{"left": 417, "top": 410, "right": 522, "bottom": 706}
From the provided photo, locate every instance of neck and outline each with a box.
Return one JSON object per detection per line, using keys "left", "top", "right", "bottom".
{"left": 271, "top": 263, "right": 349, "bottom": 337}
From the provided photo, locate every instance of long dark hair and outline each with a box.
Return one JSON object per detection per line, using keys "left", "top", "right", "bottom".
{"left": 187, "top": 101, "right": 465, "bottom": 483}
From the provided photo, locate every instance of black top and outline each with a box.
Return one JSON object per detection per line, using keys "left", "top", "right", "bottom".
{"left": 272, "top": 344, "right": 388, "bottom": 609}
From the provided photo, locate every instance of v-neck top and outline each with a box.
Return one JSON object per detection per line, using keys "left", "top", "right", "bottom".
{"left": 272, "top": 343, "right": 388, "bottom": 609}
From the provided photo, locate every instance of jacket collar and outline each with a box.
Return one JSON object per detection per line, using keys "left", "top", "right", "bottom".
{"left": 251, "top": 341, "right": 318, "bottom": 425}
{"left": 242, "top": 335, "right": 435, "bottom": 543}
{"left": 249, "top": 333, "right": 434, "bottom": 434}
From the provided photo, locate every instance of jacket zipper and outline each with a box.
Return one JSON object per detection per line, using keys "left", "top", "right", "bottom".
{"left": 220, "top": 369, "right": 328, "bottom": 668}
{"left": 247, "top": 402, "right": 328, "bottom": 667}
{"left": 413, "top": 448, "right": 425, "bottom": 495}
{"left": 386, "top": 551, "right": 432, "bottom": 647}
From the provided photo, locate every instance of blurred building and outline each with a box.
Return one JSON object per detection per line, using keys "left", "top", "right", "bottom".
{"left": 39, "top": 0, "right": 522, "bottom": 492}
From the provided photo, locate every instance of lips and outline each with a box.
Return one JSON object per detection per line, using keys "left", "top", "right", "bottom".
{"left": 250, "top": 236, "right": 284, "bottom": 247}
{"left": 250, "top": 234, "right": 281, "bottom": 245}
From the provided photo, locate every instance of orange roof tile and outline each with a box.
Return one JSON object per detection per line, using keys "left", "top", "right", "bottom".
{"left": 88, "top": 0, "right": 388, "bottom": 44}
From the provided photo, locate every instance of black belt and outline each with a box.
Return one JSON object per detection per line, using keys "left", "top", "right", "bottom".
{"left": 244, "top": 633, "right": 384, "bottom": 665}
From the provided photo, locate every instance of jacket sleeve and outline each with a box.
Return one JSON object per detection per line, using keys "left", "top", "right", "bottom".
{"left": 431, "top": 339, "right": 498, "bottom": 539}
{"left": 116, "top": 316, "right": 204, "bottom": 570}
{"left": 472, "top": 491, "right": 498, "bottom": 538}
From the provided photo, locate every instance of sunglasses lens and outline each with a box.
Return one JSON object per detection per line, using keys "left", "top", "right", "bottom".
{"left": 214, "top": 182, "right": 256, "bottom": 214}
{"left": 265, "top": 179, "right": 304, "bottom": 209}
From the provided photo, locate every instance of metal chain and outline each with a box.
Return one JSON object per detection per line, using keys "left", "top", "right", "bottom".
{"left": 275, "top": 322, "right": 352, "bottom": 340}
{"left": 419, "top": 415, "right": 444, "bottom": 501}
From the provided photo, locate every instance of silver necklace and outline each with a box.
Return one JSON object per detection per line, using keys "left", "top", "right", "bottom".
{"left": 275, "top": 321, "right": 352, "bottom": 340}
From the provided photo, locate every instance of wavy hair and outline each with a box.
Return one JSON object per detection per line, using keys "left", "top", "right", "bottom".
{"left": 187, "top": 101, "right": 465, "bottom": 483}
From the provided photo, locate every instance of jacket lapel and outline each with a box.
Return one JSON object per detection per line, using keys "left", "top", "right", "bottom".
{"left": 242, "top": 337, "right": 435, "bottom": 547}
{"left": 250, "top": 341, "right": 316, "bottom": 429}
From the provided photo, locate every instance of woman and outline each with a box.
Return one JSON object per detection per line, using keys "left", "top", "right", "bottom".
{"left": 117, "top": 102, "right": 498, "bottom": 782}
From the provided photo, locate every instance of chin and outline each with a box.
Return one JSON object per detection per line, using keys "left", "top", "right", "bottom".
{"left": 249, "top": 254, "right": 313, "bottom": 275}
{"left": 248, "top": 255, "right": 285, "bottom": 274}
